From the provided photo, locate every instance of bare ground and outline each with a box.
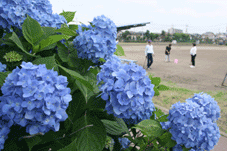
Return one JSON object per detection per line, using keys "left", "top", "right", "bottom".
{"left": 118, "top": 43, "right": 227, "bottom": 91}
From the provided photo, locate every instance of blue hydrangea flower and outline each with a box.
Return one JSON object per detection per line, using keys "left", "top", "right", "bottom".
{"left": 160, "top": 99, "right": 220, "bottom": 151}
{"left": 0, "top": 0, "right": 67, "bottom": 32}
{"left": 73, "top": 15, "right": 117, "bottom": 64}
{"left": 186, "top": 92, "right": 220, "bottom": 122}
{"left": 0, "top": 62, "right": 6, "bottom": 72}
{"left": 111, "top": 138, "right": 131, "bottom": 150}
{"left": 0, "top": 61, "right": 72, "bottom": 135}
{"left": 173, "top": 144, "right": 183, "bottom": 151}
{"left": 97, "top": 57, "right": 155, "bottom": 125}
{"left": 0, "top": 117, "right": 13, "bottom": 151}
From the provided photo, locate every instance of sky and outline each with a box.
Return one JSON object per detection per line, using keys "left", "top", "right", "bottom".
{"left": 49, "top": 0, "right": 227, "bottom": 34}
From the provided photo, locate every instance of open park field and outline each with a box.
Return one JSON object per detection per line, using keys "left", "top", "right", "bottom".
{"left": 118, "top": 42, "right": 227, "bottom": 150}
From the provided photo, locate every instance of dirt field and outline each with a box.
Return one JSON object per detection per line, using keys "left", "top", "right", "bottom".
{"left": 118, "top": 43, "right": 227, "bottom": 91}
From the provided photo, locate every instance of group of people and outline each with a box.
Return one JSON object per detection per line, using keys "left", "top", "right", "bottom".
{"left": 145, "top": 40, "right": 197, "bottom": 69}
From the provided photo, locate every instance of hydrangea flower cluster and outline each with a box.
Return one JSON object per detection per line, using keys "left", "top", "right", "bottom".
{"left": 73, "top": 15, "right": 117, "bottom": 64}
{"left": 0, "top": 62, "right": 72, "bottom": 136}
{"left": 0, "top": 62, "right": 6, "bottom": 72}
{"left": 97, "top": 56, "right": 155, "bottom": 125}
{"left": 186, "top": 92, "right": 220, "bottom": 122}
{"left": 160, "top": 93, "right": 221, "bottom": 151}
{"left": 0, "top": 0, "right": 67, "bottom": 32}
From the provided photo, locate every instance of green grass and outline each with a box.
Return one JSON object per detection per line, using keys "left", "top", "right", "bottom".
{"left": 152, "top": 79, "right": 227, "bottom": 133}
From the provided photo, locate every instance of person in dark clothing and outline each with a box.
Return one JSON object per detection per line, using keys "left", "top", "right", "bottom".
{"left": 165, "top": 44, "right": 171, "bottom": 62}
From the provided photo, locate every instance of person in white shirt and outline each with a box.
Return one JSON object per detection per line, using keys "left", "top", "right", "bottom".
{"left": 145, "top": 40, "right": 155, "bottom": 69}
{"left": 190, "top": 43, "right": 197, "bottom": 68}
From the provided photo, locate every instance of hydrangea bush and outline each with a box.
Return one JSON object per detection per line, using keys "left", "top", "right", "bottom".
{"left": 0, "top": 0, "right": 221, "bottom": 150}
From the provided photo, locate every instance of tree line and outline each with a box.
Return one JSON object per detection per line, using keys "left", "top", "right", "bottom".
{"left": 118, "top": 30, "right": 222, "bottom": 44}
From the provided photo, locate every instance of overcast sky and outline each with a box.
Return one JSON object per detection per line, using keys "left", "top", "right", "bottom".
{"left": 49, "top": 0, "right": 227, "bottom": 34}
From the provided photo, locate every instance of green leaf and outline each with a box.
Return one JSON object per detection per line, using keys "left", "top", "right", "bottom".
{"left": 0, "top": 71, "right": 11, "bottom": 88}
{"left": 59, "top": 11, "right": 76, "bottom": 23}
{"left": 99, "top": 58, "right": 106, "bottom": 63}
{"left": 57, "top": 41, "right": 69, "bottom": 62}
{"left": 86, "top": 93, "right": 106, "bottom": 110}
{"left": 65, "top": 91, "right": 87, "bottom": 131}
{"left": 151, "top": 77, "right": 161, "bottom": 87}
{"left": 25, "top": 136, "right": 42, "bottom": 151}
{"left": 114, "top": 44, "right": 125, "bottom": 56}
{"left": 55, "top": 27, "right": 77, "bottom": 36}
{"left": 59, "top": 112, "right": 106, "bottom": 151}
{"left": 22, "top": 15, "right": 44, "bottom": 45}
{"left": 157, "top": 84, "right": 169, "bottom": 91}
{"left": 9, "top": 32, "right": 37, "bottom": 58}
{"left": 69, "top": 25, "right": 78, "bottom": 31}
{"left": 114, "top": 117, "right": 131, "bottom": 136}
{"left": 133, "top": 119, "right": 165, "bottom": 138}
{"left": 101, "top": 119, "right": 126, "bottom": 135}
{"left": 154, "top": 107, "right": 165, "bottom": 118}
{"left": 157, "top": 132, "right": 176, "bottom": 148}
{"left": 75, "top": 80, "right": 92, "bottom": 103}
{"left": 57, "top": 64, "right": 93, "bottom": 92}
{"left": 32, "top": 54, "right": 59, "bottom": 72}
{"left": 157, "top": 115, "right": 169, "bottom": 123}
{"left": 38, "top": 27, "right": 57, "bottom": 43}
{"left": 154, "top": 87, "right": 160, "bottom": 96}
{"left": 39, "top": 35, "right": 71, "bottom": 51}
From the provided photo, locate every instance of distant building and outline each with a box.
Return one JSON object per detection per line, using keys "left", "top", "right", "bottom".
{"left": 168, "top": 28, "right": 183, "bottom": 34}
{"left": 202, "top": 32, "right": 215, "bottom": 40}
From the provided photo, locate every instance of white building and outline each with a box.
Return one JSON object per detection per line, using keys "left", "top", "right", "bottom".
{"left": 168, "top": 28, "right": 183, "bottom": 34}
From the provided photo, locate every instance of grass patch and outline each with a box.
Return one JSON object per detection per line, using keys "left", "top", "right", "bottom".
{"left": 152, "top": 79, "right": 227, "bottom": 133}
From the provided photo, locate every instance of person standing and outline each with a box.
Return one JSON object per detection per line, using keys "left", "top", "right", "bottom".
{"left": 190, "top": 43, "right": 197, "bottom": 68}
{"left": 145, "top": 40, "right": 155, "bottom": 69}
{"left": 165, "top": 44, "right": 171, "bottom": 62}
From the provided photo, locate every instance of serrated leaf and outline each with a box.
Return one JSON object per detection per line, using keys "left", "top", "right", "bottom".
{"left": 0, "top": 71, "right": 11, "bottom": 88}
{"left": 55, "top": 27, "right": 77, "bottom": 36}
{"left": 22, "top": 15, "right": 44, "bottom": 45}
{"left": 32, "top": 54, "right": 59, "bottom": 72}
{"left": 133, "top": 119, "right": 165, "bottom": 138}
{"left": 57, "top": 64, "right": 93, "bottom": 92}
{"left": 59, "top": 11, "right": 76, "bottom": 23}
{"left": 39, "top": 35, "right": 71, "bottom": 51}
{"left": 25, "top": 136, "right": 42, "bottom": 151}
{"left": 157, "top": 132, "right": 176, "bottom": 148}
{"left": 86, "top": 93, "right": 106, "bottom": 110}
{"left": 59, "top": 113, "right": 106, "bottom": 151}
{"left": 101, "top": 119, "right": 126, "bottom": 135}
{"left": 9, "top": 32, "right": 36, "bottom": 58}
{"left": 69, "top": 25, "right": 78, "bottom": 31}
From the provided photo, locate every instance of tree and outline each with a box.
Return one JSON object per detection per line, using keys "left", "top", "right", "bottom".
{"left": 145, "top": 30, "right": 150, "bottom": 40}
{"left": 161, "top": 30, "right": 166, "bottom": 36}
{"left": 122, "top": 31, "right": 131, "bottom": 40}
